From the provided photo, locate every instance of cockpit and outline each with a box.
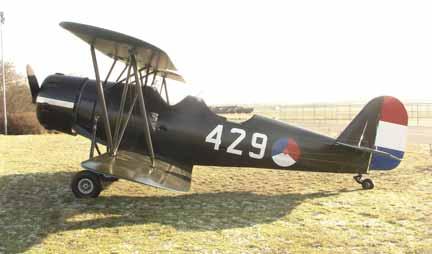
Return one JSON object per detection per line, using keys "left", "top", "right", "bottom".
{"left": 141, "top": 80, "right": 225, "bottom": 122}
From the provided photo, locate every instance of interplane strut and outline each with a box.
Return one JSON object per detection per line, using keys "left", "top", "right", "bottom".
{"left": 89, "top": 46, "right": 156, "bottom": 167}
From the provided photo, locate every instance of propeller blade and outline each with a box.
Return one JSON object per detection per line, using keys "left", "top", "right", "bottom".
{"left": 26, "top": 65, "right": 39, "bottom": 103}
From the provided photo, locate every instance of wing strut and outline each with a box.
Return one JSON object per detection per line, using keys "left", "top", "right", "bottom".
{"left": 89, "top": 115, "right": 102, "bottom": 158}
{"left": 103, "top": 58, "right": 117, "bottom": 85}
{"left": 162, "top": 77, "right": 170, "bottom": 105}
{"left": 112, "top": 62, "right": 132, "bottom": 154}
{"left": 116, "top": 63, "right": 129, "bottom": 83}
{"left": 90, "top": 45, "right": 114, "bottom": 153}
{"left": 131, "top": 54, "right": 156, "bottom": 166}
{"left": 113, "top": 93, "right": 138, "bottom": 153}
{"left": 89, "top": 44, "right": 159, "bottom": 167}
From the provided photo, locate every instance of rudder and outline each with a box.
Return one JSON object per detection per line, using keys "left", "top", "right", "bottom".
{"left": 337, "top": 96, "right": 408, "bottom": 171}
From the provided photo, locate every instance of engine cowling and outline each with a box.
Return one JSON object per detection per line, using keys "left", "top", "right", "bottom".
{"left": 34, "top": 74, "right": 86, "bottom": 134}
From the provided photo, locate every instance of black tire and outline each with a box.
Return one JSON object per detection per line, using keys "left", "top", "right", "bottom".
{"left": 361, "top": 179, "right": 374, "bottom": 190}
{"left": 71, "top": 170, "right": 102, "bottom": 198}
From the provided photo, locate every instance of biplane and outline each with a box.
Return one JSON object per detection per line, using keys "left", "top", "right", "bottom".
{"left": 27, "top": 22, "right": 408, "bottom": 198}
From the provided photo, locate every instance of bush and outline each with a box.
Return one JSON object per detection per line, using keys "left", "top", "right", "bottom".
{"left": 0, "top": 112, "right": 45, "bottom": 135}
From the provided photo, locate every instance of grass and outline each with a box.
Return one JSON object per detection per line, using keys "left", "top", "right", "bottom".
{"left": 0, "top": 134, "right": 431, "bottom": 253}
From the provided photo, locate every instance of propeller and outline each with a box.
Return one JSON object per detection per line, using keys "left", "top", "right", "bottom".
{"left": 26, "top": 65, "right": 39, "bottom": 103}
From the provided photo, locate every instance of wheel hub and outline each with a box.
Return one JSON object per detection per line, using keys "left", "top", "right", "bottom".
{"left": 78, "top": 178, "right": 94, "bottom": 194}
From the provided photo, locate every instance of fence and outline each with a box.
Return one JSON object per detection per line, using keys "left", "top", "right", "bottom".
{"left": 250, "top": 103, "right": 432, "bottom": 127}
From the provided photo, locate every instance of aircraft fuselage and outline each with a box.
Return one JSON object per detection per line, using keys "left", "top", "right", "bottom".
{"left": 35, "top": 74, "right": 370, "bottom": 175}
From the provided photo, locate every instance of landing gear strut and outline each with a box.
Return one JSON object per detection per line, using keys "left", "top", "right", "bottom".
{"left": 354, "top": 174, "right": 374, "bottom": 190}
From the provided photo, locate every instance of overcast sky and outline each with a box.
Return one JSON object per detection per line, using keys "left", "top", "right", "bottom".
{"left": 1, "top": 0, "right": 432, "bottom": 105}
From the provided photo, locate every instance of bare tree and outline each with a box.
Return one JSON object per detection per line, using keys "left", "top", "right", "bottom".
{"left": 0, "top": 62, "right": 34, "bottom": 114}
{"left": 0, "top": 62, "right": 43, "bottom": 134}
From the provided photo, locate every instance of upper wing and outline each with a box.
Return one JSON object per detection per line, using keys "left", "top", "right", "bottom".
{"left": 60, "top": 21, "right": 177, "bottom": 72}
{"left": 156, "top": 70, "right": 185, "bottom": 83}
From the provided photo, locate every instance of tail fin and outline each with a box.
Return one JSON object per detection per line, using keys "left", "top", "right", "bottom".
{"left": 337, "top": 96, "right": 408, "bottom": 170}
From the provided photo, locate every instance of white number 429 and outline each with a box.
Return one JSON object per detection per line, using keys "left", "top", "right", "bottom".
{"left": 205, "top": 125, "right": 267, "bottom": 159}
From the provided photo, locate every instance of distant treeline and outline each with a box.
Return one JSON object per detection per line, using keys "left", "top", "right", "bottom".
{"left": 0, "top": 62, "right": 45, "bottom": 135}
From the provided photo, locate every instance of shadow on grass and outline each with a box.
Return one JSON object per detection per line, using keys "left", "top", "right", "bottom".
{"left": 415, "top": 165, "right": 432, "bottom": 173}
{"left": 0, "top": 171, "right": 349, "bottom": 253}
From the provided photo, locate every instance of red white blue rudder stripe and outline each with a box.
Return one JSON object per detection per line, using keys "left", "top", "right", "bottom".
{"left": 370, "top": 96, "right": 408, "bottom": 170}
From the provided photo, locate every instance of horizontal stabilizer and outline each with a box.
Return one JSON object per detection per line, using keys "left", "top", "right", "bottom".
{"left": 335, "top": 141, "right": 402, "bottom": 161}
{"left": 81, "top": 151, "right": 193, "bottom": 192}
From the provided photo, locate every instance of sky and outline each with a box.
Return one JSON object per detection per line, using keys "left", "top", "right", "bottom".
{"left": 1, "top": 0, "right": 432, "bottom": 105}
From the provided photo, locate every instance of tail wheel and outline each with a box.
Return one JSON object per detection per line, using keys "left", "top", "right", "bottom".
{"left": 354, "top": 174, "right": 375, "bottom": 190}
{"left": 361, "top": 179, "right": 374, "bottom": 190}
{"left": 71, "top": 170, "right": 102, "bottom": 198}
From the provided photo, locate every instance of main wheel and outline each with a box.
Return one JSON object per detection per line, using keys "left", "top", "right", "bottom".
{"left": 71, "top": 170, "right": 102, "bottom": 198}
{"left": 361, "top": 179, "right": 374, "bottom": 190}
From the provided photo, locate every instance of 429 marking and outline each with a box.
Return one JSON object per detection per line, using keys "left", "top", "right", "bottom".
{"left": 205, "top": 125, "right": 268, "bottom": 159}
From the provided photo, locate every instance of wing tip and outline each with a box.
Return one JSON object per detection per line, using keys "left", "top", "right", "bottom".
{"left": 59, "top": 21, "right": 68, "bottom": 28}
{"left": 59, "top": 21, "right": 78, "bottom": 31}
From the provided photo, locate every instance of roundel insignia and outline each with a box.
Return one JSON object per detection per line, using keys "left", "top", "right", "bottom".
{"left": 271, "top": 138, "right": 301, "bottom": 167}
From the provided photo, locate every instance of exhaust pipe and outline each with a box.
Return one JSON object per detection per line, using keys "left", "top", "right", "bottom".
{"left": 26, "top": 65, "right": 39, "bottom": 103}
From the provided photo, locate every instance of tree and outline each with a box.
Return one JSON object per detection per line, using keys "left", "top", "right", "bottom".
{"left": 0, "top": 62, "right": 34, "bottom": 114}
{"left": 0, "top": 62, "right": 43, "bottom": 134}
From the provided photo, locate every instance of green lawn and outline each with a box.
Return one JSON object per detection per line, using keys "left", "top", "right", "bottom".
{"left": 0, "top": 134, "right": 431, "bottom": 253}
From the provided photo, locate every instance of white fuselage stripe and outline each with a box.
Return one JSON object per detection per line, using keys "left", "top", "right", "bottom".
{"left": 375, "top": 120, "right": 407, "bottom": 151}
{"left": 36, "top": 96, "right": 75, "bottom": 109}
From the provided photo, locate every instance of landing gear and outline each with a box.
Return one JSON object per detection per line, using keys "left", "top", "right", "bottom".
{"left": 71, "top": 170, "right": 103, "bottom": 198}
{"left": 353, "top": 174, "right": 374, "bottom": 190}
{"left": 100, "top": 174, "right": 119, "bottom": 188}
